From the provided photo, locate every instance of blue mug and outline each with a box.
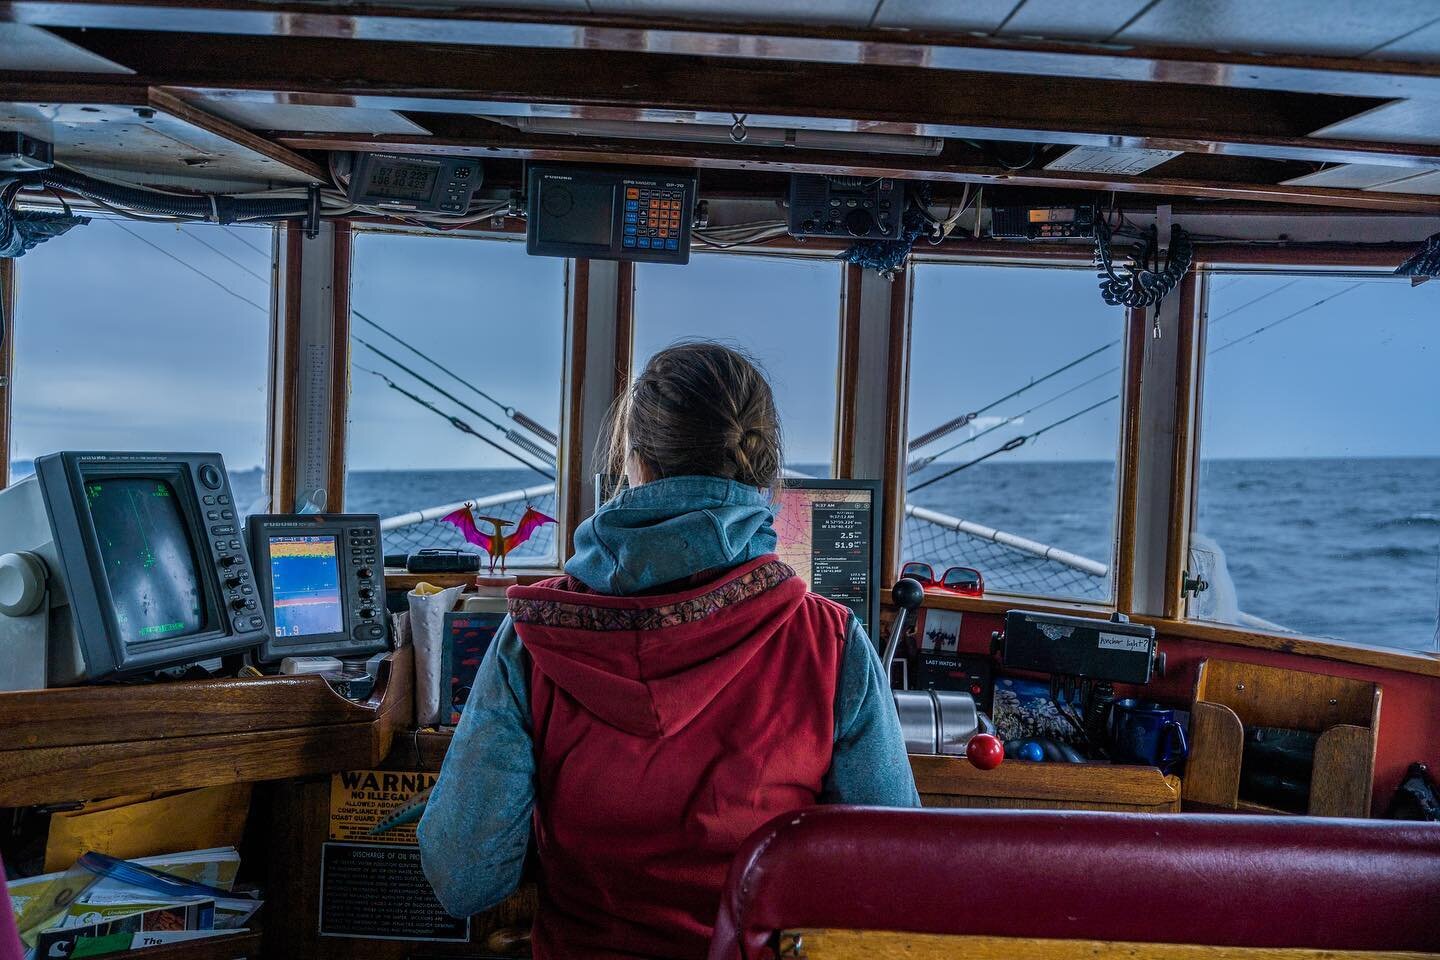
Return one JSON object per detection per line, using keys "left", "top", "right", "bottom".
{"left": 1109, "top": 699, "right": 1187, "bottom": 772}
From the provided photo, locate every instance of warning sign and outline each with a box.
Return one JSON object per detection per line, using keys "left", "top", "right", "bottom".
{"left": 329, "top": 770, "right": 437, "bottom": 845}
{"left": 319, "top": 842, "right": 468, "bottom": 942}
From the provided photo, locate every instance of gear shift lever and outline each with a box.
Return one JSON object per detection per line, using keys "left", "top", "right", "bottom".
{"left": 884, "top": 578, "right": 1003, "bottom": 769}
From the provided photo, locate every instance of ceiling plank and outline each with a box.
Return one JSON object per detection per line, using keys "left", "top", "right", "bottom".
{"left": 4, "top": 0, "right": 1440, "bottom": 99}
{"left": 273, "top": 122, "right": 1440, "bottom": 213}
{"left": 22, "top": 30, "right": 1440, "bottom": 171}
{"left": 147, "top": 87, "right": 325, "bottom": 182}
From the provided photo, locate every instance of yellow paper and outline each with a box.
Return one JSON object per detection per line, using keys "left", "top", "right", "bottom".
{"left": 44, "top": 784, "right": 252, "bottom": 873}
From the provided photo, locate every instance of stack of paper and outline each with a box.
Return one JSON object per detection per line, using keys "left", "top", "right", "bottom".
{"left": 8, "top": 847, "right": 261, "bottom": 959}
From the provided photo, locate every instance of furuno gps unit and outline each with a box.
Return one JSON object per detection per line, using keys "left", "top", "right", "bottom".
{"left": 346, "top": 153, "right": 482, "bottom": 214}
{"left": 526, "top": 164, "right": 696, "bottom": 264}
{"left": 246, "top": 513, "right": 388, "bottom": 663}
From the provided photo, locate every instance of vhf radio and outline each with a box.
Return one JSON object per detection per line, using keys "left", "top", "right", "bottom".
{"left": 990, "top": 205, "right": 1097, "bottom": 240}
{"left": 787, "top": 175, "right": 905, "bottom": 240}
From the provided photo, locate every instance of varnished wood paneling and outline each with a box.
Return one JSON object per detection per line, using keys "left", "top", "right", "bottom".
{"left": 1182, "top": 700, "right": 1245, "bottom": 808}
{"left": 327, "top": 220, "right": 351, "bottom": 508}
{"left": 910, "top": 754, "right": 1182, "bottom": 812}
{"left": 1162, "top": 272, "right": 1200, "bottom": 620}
{"left": 832, "top": 264, "right": 864, "bottom": 477}
{"left": 563, "top": 258, "right": 589, "bottom": 559}
{"left": 613, "top": 259, "right": 634, "bottom": 400}
{"left": 1114, "top": 306, "right": 1146, "bottom": 614}
{"left": 881, "top": 268, "right": 913, "bottom": 583}
{"left": 1311, "top": 722, "right": 1379, "bottom": 817}
{"left": 277, "top": 225, "right": 303, "bottom": 514}
{"left": 777, "top": 930, "right": 1436, "bottom": 960}
{"left": 0, "top": 258, "right": 14, "bottom": 491}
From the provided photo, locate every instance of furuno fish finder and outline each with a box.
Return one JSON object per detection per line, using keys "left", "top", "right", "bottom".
{"left": 246, "top": 514, "right": 388, "bottom": 663}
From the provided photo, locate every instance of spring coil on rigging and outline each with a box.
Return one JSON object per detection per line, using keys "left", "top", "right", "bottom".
{"left": 1094, "top": 219, "right": 1194, "bottom": 309}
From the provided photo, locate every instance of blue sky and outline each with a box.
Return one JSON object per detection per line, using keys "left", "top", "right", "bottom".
{"left": 8, "top": 221, "right": 1439, "bottom": 483}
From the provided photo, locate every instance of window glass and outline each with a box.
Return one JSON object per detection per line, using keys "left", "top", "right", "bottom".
{"left": 1191, "top": 273, "right": 1439, "bottom": 652}
{"left": 10, "top": 219, "right": 274, "bottom": 516}
{"left": 345, "top": 233, "right": 564, "bottom": 565}
{"left": 904, "top": 263, "right": 1125, "bottom": 601}
{"left": 632, "top": 253, "right": 842, "bottom": 477}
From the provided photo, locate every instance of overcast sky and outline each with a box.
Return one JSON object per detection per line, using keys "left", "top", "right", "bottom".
{"left": 8, "top": 221, "right": 1438, "bottom": 484}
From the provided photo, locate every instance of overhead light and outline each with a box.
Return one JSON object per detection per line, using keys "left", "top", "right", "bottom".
{"left": 490, "top": 117, "right": 945, "bottom": 157}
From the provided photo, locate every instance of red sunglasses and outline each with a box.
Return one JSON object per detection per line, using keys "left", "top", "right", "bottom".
{"left": 900, "top": 561, "right": 985, "bottom": 597}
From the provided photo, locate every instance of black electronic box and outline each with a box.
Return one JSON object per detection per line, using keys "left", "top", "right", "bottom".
{"left": 990, "top": 205, "right": 1097, "bottom": 240}
{"left": 526, "top": 165, "right": 696, "bottom": 264}
{"left": 246, "top": 513, "right": 388, "bottom": 663}
{"left": 996, "top": 610, "right": 1160, "bottom": 684}
{"left": 913, "top": 652, "right": 994, "bottom": 714}
{"left": 347, "top": 153, "right": 482, "bottom": 214}
{"left": 787, "top": 174, "right": 905, "bottom": 240}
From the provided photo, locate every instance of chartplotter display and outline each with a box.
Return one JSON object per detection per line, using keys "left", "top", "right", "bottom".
{"left": 772, "top": 480, "right": 881, "bottom": 639}
{"left": 267, "top": 535, "right": 345, "bottom": 638}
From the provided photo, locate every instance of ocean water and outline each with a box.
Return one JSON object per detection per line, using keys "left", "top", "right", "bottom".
{"left": 39, "top": 458, "right": 1440, "bottom": 654}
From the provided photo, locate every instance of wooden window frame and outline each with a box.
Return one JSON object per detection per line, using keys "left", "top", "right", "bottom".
{"left": 0, "top": 259, "right": 14, "bottom": 491}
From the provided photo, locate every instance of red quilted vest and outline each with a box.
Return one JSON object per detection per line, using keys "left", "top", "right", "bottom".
{"left": 507, "top": 555, "right": 849, "bottom": 960}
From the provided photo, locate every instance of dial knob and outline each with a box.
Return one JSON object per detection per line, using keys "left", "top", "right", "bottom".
{"left": 359, "top": 588, "right": 375, "bottom": 601}
{"left": 359, "top": 607, "right": 375, "bottom": 619}
{"left": 230, "top": 597, "right": 247, "bottom": 612}
{"left": 224, "top": 576, "right": 242, "bottom": 590}
{"left": 844, "top": 208, "right": 875, "bottom": 237}
{"left": 357, "top": 567, "right": 373, "bottom": 579}
{"left": 219, "top": 555, "right": 239, "bottom": 568}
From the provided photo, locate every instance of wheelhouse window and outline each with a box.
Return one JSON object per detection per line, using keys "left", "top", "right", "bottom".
{"left": 903, "top": 262, "right": 1126, "bottom": 602}
{"left": 631, "top": 252, "right": 842, "bottom": 478}
{"left": 9, "top": 219, "right": 274, "bottom": 516}
{"left": 1190, "top": 272, "right": 1439, "bottom": 653}
{"left": 344, "top": 232, "right": 564, "bottom": 565}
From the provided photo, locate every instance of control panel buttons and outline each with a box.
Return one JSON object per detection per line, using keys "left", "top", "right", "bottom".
{"left": 353, "top": 623, "right": 386, "bottom": 642}
{"left": 211, "top": 524, "right": 236, "bottom": 537}
{"left": 249, "top": 616, "right": 265, "bottom": 631}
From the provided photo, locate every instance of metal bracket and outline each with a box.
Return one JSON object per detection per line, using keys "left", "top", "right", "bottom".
{"left": 304, "top": 184, "right": 321, "bottom": 239}
{"left": 1182, "top": 569, "right": 1210, "bottom": 598}
{"left": 776, "top": 932, "right": 806, "bottom": 958}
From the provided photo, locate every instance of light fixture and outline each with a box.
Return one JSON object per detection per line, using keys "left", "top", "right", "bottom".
{"left": 490, "top": 116, "right": 945, "bottom": 157}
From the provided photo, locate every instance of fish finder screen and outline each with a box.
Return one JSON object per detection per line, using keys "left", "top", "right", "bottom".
{"left": 773, "top": 486, "right": 875, "bottom": 633}
{"left": 363, "top": 160, "right": 439, "bottom": 202}
{"left": 86, "top": 478, "right": 204, "bottom": 646}
{"left": 268, "top": 536, "right": 345, "bottom": 638}
{"left": 537, "top": 179, "right": 614, "bottom": 246}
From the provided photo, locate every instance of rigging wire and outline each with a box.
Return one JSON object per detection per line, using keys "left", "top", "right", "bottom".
{"left": 908, "top": 395, "right": 1119, "bottom": 494}
{"left": 353, "top": 334, "right": 558, "bottom": 470}
{"left": 108, "top": 220, "right": 271, "bottom": 316}
{"left": 350, "top": 309, "right": 559, "bottom": 447}
{"left": 907, "top": 365, "right": 1119, "bottom": 473}
{"left": 179, "top": 226, "right": 271, "bottom": 285}
{"left": 354, "top": 364, "right": 555, "bottom": 481}
{"left": 1209, "top": 280, "right": 1366, "bottom": 355}
{"left": 908, "top": 340, "right": 1117, "bottom": 451}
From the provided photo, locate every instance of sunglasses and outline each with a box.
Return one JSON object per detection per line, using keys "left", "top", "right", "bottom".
{"left": 900, "top": 561, "right": 985, "bottom": 597}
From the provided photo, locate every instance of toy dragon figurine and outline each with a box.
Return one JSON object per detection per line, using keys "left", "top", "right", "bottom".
{"left": 441, "top": 503, "right": 555, "bottom": 574}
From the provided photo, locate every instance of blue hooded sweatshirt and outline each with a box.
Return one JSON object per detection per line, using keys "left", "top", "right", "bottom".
{"left": 418, "top": 475, "right": 919, "bottom": 918}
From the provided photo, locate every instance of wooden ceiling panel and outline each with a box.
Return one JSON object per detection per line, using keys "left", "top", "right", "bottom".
{"left": 1115, "top": 0, "right": 1440, "bottom": 57}
{"left": 0, "top": 23, "right": 131, "bottom": 73}
{"left": 191, "top": 99, "right": 430, "bottom": 135}
{"left": 589, "top": 0, "right": 877, "bottom": 26}
{"left": 998, "top": 0, "right": 1152, "bottom": 41}
{"left": 1312, "top": 99, "right": 1440, "bottom": 146}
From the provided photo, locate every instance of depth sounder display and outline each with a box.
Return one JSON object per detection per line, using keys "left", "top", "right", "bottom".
{"left": 268, "top": 535, "right": 344, "bottom": 638}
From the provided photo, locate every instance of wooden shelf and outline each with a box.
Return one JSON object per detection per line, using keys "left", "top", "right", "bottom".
{"left": 0, "top": 647, "right": 413, "bottom": 807}
{"left": 912, "top": 755, "right": 1183, "bottom": 813}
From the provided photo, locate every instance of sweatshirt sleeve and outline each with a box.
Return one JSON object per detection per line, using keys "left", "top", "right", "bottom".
{"left": 821, "top": 616, "right": 921, "bottom": 806}
{"left": 418, "top": 616, "right": 535, "bottom": 917}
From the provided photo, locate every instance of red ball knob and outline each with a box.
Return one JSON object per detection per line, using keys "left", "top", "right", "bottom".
{"left": 965, "top": 733, "right": 1004, "bottom": 770}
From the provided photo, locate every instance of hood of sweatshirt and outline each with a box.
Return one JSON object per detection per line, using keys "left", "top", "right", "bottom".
{"left": 508, "top": 476, "right": 803, "bottom": 738}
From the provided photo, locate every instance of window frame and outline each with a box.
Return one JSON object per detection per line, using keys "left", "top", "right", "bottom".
{"left": 896, "top": 252, "right": 1142, "bottom": 612}
{"left": 341, "top": 222, "right": 574, "bottom": 571}
{"left": 1174, "top": 254, "right": 1440, "bottom": 669}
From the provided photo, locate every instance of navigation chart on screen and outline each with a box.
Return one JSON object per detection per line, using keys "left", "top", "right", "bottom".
{"left": 773, "top": 486, "right": 874, "bottom": 629}
{"left": 268, "top": 535, "right": 344, "bottom": 637}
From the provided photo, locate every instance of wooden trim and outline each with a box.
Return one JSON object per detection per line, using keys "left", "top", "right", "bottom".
{"left": 562, "top": 258, "right": 590, "bottom": 559}
{"left": 0, "top": 259, "right": 14, "bottom": 490}
{"left": 276, "top": 225, "right": 303, "bottom": 513}
{"left": 1113, "top": 306, "right": 1147, "bottom": 615}
{"left": 326, "top": 221, "right": 351, "bottom": 508}
{"left": 612, "top": 259, "right": 634, "bottom": 400}
{"left": 833, "top": 264, "right": 865, "bottom": 477}
{"left": 776, "top": 930, "right": 1435, "bottom": 960}
{"left": 911, "top": 589, "right": 1440, "bottom": 679}
{"left": 147, "top": 86, "right": 326, "bottom": 183}
{"left": 882, "top": 269, "right": 914, "bottom": 583}
{"left": 1161, "top": 273, "right": 1201, "bottom": 620}
{"left": 1192, "top": 243, "right": 1425, "bottom": 269}
{"left": 276, "top": 129, "right": 1440, "bottom": 215}
{"left": 911, "top": 754, "right": 1182, "bottom": 811}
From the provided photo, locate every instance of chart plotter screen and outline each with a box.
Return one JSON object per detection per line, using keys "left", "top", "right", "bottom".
{"left": 268, "top": 535, "right": 344, "bottom": 638}
{"left": 772, "top": 482, "right": 879, "bottom": 638}
{"left": 86, "top": 477, "right": 205, "bottom": 646}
